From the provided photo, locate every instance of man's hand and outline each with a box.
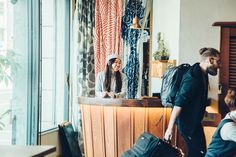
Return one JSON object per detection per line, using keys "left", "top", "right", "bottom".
{"left": 164, "top": 128, "right": 173, "bottom": 141}
{"left": 164, "top": 106, "right": 182, "bottom": 141}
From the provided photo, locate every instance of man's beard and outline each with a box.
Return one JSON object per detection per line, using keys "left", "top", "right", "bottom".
{"left": 207, "top": 66, "right": 218, "bottom": 76}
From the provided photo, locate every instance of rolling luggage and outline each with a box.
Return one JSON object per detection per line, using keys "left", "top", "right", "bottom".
{"left": 122, "top": 132, "right": 184, "bottom": 157}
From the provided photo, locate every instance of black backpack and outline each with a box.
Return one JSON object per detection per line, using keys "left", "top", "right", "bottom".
{"left": 160, "top": 63, "right": 191, "bottom": 107}
{"left": 121, "top": 132, "right": 184, "bottom": 157}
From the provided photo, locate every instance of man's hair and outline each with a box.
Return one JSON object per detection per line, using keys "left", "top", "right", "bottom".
{"left": 199, "top": 47, "right": 220, "bottom": 58}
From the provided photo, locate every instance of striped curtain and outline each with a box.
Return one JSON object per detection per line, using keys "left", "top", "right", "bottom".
{"left": 94, "top": 0, "right": 123, "bottom": 75}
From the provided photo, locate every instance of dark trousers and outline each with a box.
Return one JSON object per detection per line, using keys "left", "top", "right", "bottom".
{"left": 178, "top": 125, "right": 206, "bottom": 157}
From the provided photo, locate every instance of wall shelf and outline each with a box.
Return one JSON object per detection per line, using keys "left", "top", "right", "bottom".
{"left": 151, "top": 60, "right": 176, "bottom": 78}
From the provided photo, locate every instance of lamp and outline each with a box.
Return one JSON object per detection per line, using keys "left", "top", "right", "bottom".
{"left": 130, "top": 0, "right": 141, "bottom": 29}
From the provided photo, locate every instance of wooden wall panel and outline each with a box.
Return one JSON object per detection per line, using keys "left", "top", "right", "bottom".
{"left": 90, "top": 106, "right": 105, "bottom": 157}
{"left": 147, "top": 108, "right": 164, "bottom": 138}
{"left": 81, "top": 104, "right": 181, "bottom": 157}
{"left": 81, "top": 105, "right": 94, "bottom": 157}
{"left": 103, "top": 106, "right": 116, "bottom": 157}
{"left": 116, "top": 107, "right": 132, "bottom": 157}
{"left": 133, "top": 107, "right": 146, "bottom": 142}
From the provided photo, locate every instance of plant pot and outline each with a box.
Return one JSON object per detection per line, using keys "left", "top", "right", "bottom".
{"left": 154, "top": 55, "right": 169, "bottom": 61}
{"left": 160, "top": 56, "right": 169, "bottom": 60}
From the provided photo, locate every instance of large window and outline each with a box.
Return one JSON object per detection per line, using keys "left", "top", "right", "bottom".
{"left": 0, "top": 0, "right": 31, "bottom": 145}
{"left": 0, "top": 28, "right": 4, "bottom": 41}
{"left": 40, "top": 0, "right": 70, "bottom": 132}
{"left": 0, "top": 2, "right": 4, "bottom": 16}
{"left": 0, "top": 0, "right": 70, "bottom": 145}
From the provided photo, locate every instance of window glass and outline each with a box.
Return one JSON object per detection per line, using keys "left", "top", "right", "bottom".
{"left": 0, "top": 0, "right": 30, "bottom": 145}
{"left": 41, "top": 0, "right": 69, "bottom": 131}
{"left": 0, "top": 2, "right": 4, "bottom": 16}
{"left": 0, "top": 28, "right": 4, "bottom": 41}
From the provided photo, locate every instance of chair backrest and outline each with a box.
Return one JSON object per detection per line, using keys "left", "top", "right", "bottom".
{"left": 58, "top": 122, "right": 82, "bottom": 157}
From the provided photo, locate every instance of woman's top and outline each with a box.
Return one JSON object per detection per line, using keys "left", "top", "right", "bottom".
{"left": 221, "top": 112, "right": 236, "bottom": 142}
{"left": 205, "top": 112, "right": 236, "bottom": 157}
{"left": 95, "top": 71, "right": 128, "bottom": 98}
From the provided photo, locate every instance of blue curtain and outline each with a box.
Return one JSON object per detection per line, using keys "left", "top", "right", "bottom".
{"left": 122, "top": 0, "right": 144, "bottom": 98}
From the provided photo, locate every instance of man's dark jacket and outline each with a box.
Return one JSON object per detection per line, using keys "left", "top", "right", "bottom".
{"left": 174, "top": 63, "right": 208, "bottom": 136}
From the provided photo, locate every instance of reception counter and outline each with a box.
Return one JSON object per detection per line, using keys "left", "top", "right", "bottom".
{"left": 78, "top": 97, "right": 181, "bottom": 157}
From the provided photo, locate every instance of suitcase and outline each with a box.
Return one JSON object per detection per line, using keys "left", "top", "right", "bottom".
{"left": 121, "top": 132, "right": 184, "bottom": 157}
{"left": 58, "top": 122, "right": 82, "bottom": 157}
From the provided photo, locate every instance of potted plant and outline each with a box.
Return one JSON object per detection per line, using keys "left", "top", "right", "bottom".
{"left": 153, "top": 32, "right": 169, "bottom": 61}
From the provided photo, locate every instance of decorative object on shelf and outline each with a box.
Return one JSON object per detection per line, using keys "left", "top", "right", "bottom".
{"left": 130, "top": 0, "right": 141, "bottom": 29}
{"left": 153, "top": 32, "right": 169, "bottom": 60}
{"left": 151, "top": 60, "right": 176, "bottom": 78}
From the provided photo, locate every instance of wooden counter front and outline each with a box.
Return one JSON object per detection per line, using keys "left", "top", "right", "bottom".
{"left": 79, "top": 97, "right": 180, "bottom": 157}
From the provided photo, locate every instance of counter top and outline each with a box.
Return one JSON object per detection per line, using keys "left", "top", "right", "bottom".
{"left": 78, "top": 97, "right": 163, "bottom": 107}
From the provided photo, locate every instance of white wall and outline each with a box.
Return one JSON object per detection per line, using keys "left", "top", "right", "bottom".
{"left": 151, "top": 0, "right": 236, "bottom": 105}
{"left": 179, "top": 0, "right": 236, "bottom": 106}
{"left": 151, "top": 0, "right": 180, "bottom": 93}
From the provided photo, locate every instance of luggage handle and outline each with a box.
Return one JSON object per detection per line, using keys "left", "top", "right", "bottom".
{"left": 163, "top": 139, "right": 185, "bottom": 157}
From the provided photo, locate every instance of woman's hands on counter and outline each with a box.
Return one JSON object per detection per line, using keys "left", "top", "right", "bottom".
{"left": 102, "top": 91, "right": 116, "bottom": 98}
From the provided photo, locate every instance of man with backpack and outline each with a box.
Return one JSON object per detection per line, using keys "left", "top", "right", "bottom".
{"left": 164, "top": 47, "right": 221, "bottom": 157}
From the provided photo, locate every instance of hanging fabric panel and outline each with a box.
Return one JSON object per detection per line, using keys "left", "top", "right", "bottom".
{"left": 94, "top": 0, "right": 123, "bottom": 75}
{"left": 121, "top": 0, "right": 144, "bottom": 98}
{"left": 76, "top": 0, "right": 96, "bottom": 97}
{"left": 71, "top": 0, "right": 95, "bottom": 155}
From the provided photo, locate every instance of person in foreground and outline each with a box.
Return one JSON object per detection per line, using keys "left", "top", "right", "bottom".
{"left": 95, "top": 54, "right": 127, "bottom": 98}
{"left": 164, "top": 47, "right": 221, "bottom": 157}
{"left": 205, "top": 88, "right": 236, "bottom": 157}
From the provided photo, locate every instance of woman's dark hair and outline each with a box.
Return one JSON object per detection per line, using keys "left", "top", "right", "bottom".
{"left": 224, "top": 88, "right": 236, "bottom": 111}
{"left": 104, "top": 58, "right": 122, "bottom": 93}
{"left": 199, "top": 47, "right": 220, "bottom": 57}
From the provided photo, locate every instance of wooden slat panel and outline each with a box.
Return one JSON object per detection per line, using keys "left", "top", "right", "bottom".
{"left": 133, "top": 108, "right": 147, "bottom": 142}
{"left": 133, "top": 107, "right": 146, "bottom": 142}
{"left": 90, "top": 106, "right": 105, "bottom": 157}
{"left": 229, "top": 36, "right": 236, "bottom": 92}
{"left": 103, "top": 106, "right": 116, "bottom": 157}
{"left": 81, "top": 104, "right": 94, "bottom": 157}
{"left": 230, "top": 28, "right": 236, "bottom": 36}
{"left": 147, "top": 108, "right": 164, "bottom": 138}
{"left": 116, "top": 107, "right": 132, "bottom": 157}
{"left": 81, "top": 104, "right": 185, "bottom": 156}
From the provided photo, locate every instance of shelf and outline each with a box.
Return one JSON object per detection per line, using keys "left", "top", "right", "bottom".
{"left": 151, "top": 60, "right": 176, "bottom": 78}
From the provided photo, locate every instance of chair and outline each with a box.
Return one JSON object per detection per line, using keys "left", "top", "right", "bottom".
{"left": 58, "top": 122, "right": 82, "bottom": 157}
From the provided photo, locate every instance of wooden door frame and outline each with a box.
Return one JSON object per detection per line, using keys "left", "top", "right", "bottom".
{"left": 213, "top": 22, "right": 236, "bottom": 117}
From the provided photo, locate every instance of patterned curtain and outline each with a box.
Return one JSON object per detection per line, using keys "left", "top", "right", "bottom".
{"left": 76, "top": 0, "right": 96, "bottom": 97}
{"left": 121, "top": 0, "right": 145, "bottom": 98}
{"left": 94, "top": 0, "right": 123, "bottom": 75}
{"left": 72, "top": 0, "right": 95, "bottom": 155}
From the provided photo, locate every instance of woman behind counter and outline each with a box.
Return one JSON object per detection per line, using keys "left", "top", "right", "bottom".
{"left": 95, "top": 54, "right": 127, "bottom": 98}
